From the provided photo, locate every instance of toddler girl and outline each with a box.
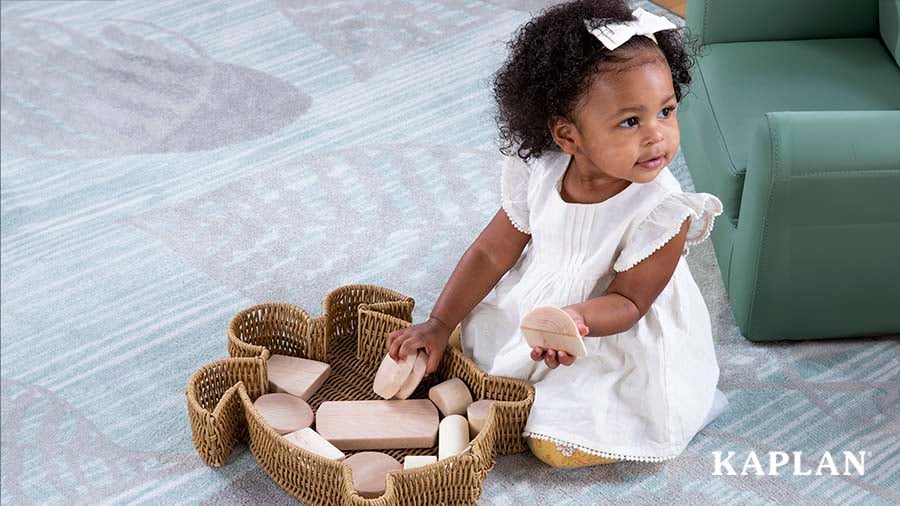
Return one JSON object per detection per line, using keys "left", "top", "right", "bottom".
{"left": 387, "top": 0, "right": 727, "bottom": 468}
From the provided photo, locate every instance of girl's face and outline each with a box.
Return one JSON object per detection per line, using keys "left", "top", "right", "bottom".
{"left": 552, "top": 50, "right": 680, "bottom": 185}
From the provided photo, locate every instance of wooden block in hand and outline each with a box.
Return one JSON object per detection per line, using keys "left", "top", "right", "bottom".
{"left": 267, "top": 354, "right": 331, "bottom": 400}
{"left": 253, "top": 393, "right": 314, "bottom": 435}
{"left": 520, "top": 306, "right": 587, "bottom": 357}
{"left": 315, "top": 400, "right": 439, "bottom": 450}
{"left": 282, "top": 427, "right": 346, "bottom": 461}
{"left": 343, "top": 452, "right": 402, "bottom": 499}
{"left": 392, "top": 351, "right": 427, "bottom": 400}
{"left": 372, "top": 352, "right": 416, "bottom": 399}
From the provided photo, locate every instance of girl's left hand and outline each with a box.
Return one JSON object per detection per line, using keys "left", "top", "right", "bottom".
{"left": 529, "top": 306, "right": 590, "bottom": 369}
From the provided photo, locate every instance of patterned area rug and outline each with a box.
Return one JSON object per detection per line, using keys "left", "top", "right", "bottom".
{"left": 1, "top": 0, "right": 897, "bottom": 504}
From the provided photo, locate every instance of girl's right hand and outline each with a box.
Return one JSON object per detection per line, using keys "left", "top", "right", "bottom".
{"left": 386, "top": 317, "right": 452, "bottom": 375}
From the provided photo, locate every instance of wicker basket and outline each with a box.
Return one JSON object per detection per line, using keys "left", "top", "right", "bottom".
{"left": 185, "top": 284, "right": 535, "bottom": 505}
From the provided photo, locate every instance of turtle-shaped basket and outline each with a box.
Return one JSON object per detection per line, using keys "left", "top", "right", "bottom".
{"left": 185, "top": 284, "right": 535, "bottom": 505}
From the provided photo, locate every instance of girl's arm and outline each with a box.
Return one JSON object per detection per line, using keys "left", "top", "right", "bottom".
{"left": 534, "top": 219, "right": 690, "bottom": 368}
{"left": 566, "top": 218, "right": 691, "bottom": 337}
{"left": 387, "top": 208, "right": 530, "bottom": 372}
{"left": 429, "top": 208, "right": 531, "bottom": 331}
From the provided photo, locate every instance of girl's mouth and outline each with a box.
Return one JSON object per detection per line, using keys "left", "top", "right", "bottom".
{"left": 637, "top": 155, "right": 664, "bottom": 169}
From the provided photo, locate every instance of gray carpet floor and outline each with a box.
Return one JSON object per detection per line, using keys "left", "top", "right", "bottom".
{"left": 1, "top": 1, "right": 897, "bottom": 504}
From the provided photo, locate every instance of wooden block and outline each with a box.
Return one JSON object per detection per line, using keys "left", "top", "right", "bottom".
{"left": 282, "top": 427, "right": 346, "bottom": 461}
{"left": 466, "top": 399, "right": 495, "bottom": 438}
{"left": 403, "top": 455, "right": 437, "bottom": 470}
{"left": 343, "top": 452, "right": 402, "bottom": 499}
{"left": 520, "top": 306, "right": 588, "bottom": 357}
{"left": 315, "top": 400, "right": 439, "bottom": 450}
{"left": 438, "top": 415, "right": 469, "bottom": 460}
{"left": 372, "top": 352, "right": 416, "bottom": 399}
{"left": 267, "top": 354, "right": 331, "bottom": 401}
{"left": 428, "top": 377, "right": 472, "bottom": 417}
{"left": 392, "top": 351, "right": 427, "bottom": 400}
{"left": 253, "top": 393, "right": 314, "bottom": 435}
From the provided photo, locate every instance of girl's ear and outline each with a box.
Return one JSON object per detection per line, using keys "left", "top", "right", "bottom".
{"left": 548, "top": 115, "right": 579, "bottom": 155}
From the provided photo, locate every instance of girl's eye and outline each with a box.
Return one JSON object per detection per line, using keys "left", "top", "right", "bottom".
{"left": 619, "top": 117, "right": 639, "bottom": 128}
{"left": 659, "top": 106, "right": 676, "bottom": 118}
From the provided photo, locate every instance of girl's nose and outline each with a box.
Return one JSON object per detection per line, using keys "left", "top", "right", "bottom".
{"left": 644, "top": 123, "right": 665, "bottom": 145}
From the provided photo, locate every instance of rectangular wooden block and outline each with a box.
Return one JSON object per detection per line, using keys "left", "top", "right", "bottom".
{"left": 315, "top": 400, "right": 439, "bottom": 451}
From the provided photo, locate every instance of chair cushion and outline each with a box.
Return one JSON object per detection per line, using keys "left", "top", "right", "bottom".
{"left": 690, "top": 38, "right": 900, "bottom": 220}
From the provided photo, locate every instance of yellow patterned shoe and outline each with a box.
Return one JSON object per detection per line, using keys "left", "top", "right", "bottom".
{"left": 526, "top": 436, "right": 620, "bottom": 468}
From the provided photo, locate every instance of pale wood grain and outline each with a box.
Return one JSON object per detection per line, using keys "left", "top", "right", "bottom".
{"left": 282, "top": 427, "right": 346, "bottom": 461}
{"left": 372, "top": 352, "right": 416, "bottom": 399}
{"left": 428, "top": 377, "right": 473, "bottom": 417}
{"left": 316, "top": 399, "right": 439, "bottom": 450}
{"left": 393, "top": 351, "right": 427, "bottom": 400}
{"left": 267, "top": 354, "right": 331, "bottom": 401}
{"left": 343, "top": 452, "right": 402, "bottom": 498}
{"left": 403, "top": 455, "right": 438, "bottom": 470}
{"left": 466, "top": 399, "right": 495, "bottom": 438}
{"left": 520, "top": 306, "right": 587, "bottom": 357}
{"left": 253, "top": 393, "right": 314, "bottom": 435}
{"left": 438, "top": 415, "right": 470, "bottom": 461}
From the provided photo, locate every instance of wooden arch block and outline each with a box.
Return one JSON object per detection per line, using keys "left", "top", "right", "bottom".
{"left": 520, "top": 306, "right": 587, "bottom": 357}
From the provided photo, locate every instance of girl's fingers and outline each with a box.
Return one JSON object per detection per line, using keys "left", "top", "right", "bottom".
{"left": 398, "top": 336, "right": 425, "bottom": 360}
{"left": 388, "top": 333, "right": 406, "bottom": 361}
{"left": 558, "top": 351, "right": 575, "bottom": 366}
{"left": 386, "top": 331, "right": 397, "bottom": 349}
{"left": 544, "top": 349, "right": 558, "bottom": 369}
{"left": 530, "top": 347, "right": 545, "bottom": 361}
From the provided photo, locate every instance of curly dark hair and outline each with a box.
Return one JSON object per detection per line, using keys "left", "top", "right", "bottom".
{"left": 492, "top": 0, "right": 694, "bottom": 163}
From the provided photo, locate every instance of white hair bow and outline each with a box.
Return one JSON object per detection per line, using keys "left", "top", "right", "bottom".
{"left": 584, "top": 7, "right": 677, "bottom": 50}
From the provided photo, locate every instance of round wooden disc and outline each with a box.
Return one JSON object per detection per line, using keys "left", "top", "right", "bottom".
{"left": 372, "top": 352, "right": 416, "bottom": 399}
{"left": 253, "top": 393, "right": 314, "bottom": 435}
{"left": 393, "top": 351, "right": 428, "bottom": 400}
{"left": 343, "top": 451, "right": 402, "bottom": 498}
{"left": 519, "top": 306, "right": 587, "bottom": 357}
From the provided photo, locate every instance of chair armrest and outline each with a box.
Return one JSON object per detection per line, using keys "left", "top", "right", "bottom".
{"left": 881, "top": 0, "right": 900, "bottom": 66}
{"left": 686, "top": 0, "right": 879, "bottom": 45}
{"left": 729, "top": 111, "right": 900, "bottom": 339}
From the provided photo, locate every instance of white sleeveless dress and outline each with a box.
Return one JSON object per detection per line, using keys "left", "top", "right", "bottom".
{"left": 459, "top": 149, "right": 727, "bottom": 462}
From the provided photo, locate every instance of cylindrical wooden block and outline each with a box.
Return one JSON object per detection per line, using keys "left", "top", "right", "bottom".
{"left": 428, "top": 377, "right": 473, "bottom": 417}
{"left": 343, "top": 452, "right": 402, "bottom": 499}
{"left": 438, "top": 415, "right": 469, "bottom": 461}
{"left": 403, "top": 455, "right": 437, "bottom": 470}
{"left": 466, "top": 399, "right": 495, "bottom": 438}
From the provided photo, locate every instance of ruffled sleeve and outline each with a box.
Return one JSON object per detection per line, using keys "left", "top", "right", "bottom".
{"left": 613, "top": 192, "right": 723, "bottom": 272}
{"left": 500, "top": 154, "right": 533, "bottom": 234}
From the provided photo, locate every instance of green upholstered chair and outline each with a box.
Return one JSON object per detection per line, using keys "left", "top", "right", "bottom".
{"left": 679, "top": 0, "right": 900, "bottom": 341}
